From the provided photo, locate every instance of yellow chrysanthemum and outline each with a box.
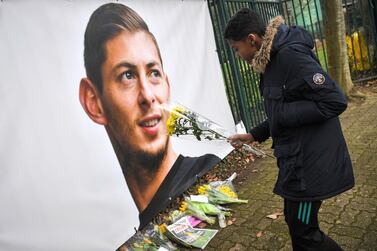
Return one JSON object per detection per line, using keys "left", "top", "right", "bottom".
{"left": 159, "top": 223, "right": 167, "bottom": 234}
{"left": 166, "top": 106, "right": 186, "bottom": 136}
{"left": 197, "top": 185, "right": 210, "bottom": 195}
{"left": 217, "top": 185, "right": 237, "bottom": 198}
{"left": 179, "top": 201, "right": 187, "bottom": 212}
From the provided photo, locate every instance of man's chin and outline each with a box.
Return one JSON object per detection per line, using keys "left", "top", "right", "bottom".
{"left": 141, "top": 147, "right": 166, "bottom": 158}
{"left": 125, "top": 136, "right": 170, "bottom": 173}
{"left": 141, "top": 136, "right": 169, "bottom": 155}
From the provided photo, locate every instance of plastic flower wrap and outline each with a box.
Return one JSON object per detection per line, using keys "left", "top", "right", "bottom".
{"left": 197, "top": 184, "right": 248, "bottom": 205}
{"left": 189, "top": 200, "right": 232, "bottom": 217}
{"left": 207, "top": 187, "right": 248, "bottom": 205}
{"left": 209, "top": 172, "right": 238, "bottom": 198}
{"left": 179, "top": 197, "right": 232, "bottom": 228}
{"left": 167, "top": 209, "right": 186, "bottom": 223}
{"left": 121, "top": 222, "right": 178, "bottom": 251}
{"left": 161, "top": 102, "right": 269, "bottom": 158}
{"left": 179, "top": 199, "right": 216, "bottom": 225}
{"left": 164, "top": 103, "right": 227, "bottom": 141}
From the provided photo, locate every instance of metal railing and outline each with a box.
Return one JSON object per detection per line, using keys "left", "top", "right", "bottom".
{"left": 208, "top": 0, "right": 377, "bottom": 131}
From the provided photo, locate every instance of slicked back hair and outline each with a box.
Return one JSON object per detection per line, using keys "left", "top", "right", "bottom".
{"left": 224, "top": 8, "right": 266, "bottom": 41}
{"left": 84, "top": 3, "right": 162, "bottom": 92}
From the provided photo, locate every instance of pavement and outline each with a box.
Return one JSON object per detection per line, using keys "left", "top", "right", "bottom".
{"left": 206, "top": 89, "right": 377, "bottom": 251}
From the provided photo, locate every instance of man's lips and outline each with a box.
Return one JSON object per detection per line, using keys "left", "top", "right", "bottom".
{"left": 139, "top": 114, "right": 162, "bottom": 136}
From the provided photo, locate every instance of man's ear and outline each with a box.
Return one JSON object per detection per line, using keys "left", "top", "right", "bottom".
{"left": 248, "top": 33, "right": 256, "bottom": 45}
{"left": 79, "top": 78, "right": 108, "bottom": 125}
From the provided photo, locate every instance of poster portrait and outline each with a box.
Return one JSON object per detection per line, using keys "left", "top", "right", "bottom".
{"left": 0, "top": 0, "right": 234, "bottom": 250}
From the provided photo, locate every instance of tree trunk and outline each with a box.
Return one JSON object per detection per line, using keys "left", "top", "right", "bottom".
{"left": 323, "top": 0, "right": 354, "bottom": 97}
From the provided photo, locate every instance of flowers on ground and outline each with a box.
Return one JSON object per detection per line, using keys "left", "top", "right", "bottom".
{"left": 121, "top": 174, "right": 248, "bottom": 250}
{"left": 217, "top": 185, "right": 237, "bottom": 198}
{"left": 197, "top": 184, "right": 248, "bottom": 205}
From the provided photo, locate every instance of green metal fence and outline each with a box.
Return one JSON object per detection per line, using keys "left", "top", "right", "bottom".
{"left": 208, "top": 0, "right": 377, "bottom": 131}
{"left": 342, "top": 0, "right": 377, "bottom": 81}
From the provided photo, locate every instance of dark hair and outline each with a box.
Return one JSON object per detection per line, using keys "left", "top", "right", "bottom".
{"left": 84, "top": 3, "right": 162, "bottom": 92}
{"left": 224, "top": 8, "right": 266, "bottom": 41}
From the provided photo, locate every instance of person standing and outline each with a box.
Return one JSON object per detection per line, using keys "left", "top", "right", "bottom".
{"left": 226, "top": 8, "right": 354, "bottom": 250}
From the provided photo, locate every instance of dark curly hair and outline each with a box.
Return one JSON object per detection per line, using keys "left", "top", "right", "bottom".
{"left": 224, "top": 8, "right": 266, "bottom": 41}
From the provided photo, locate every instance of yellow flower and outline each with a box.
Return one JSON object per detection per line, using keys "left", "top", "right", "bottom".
{"left": 166, "top": 117, "right": 176, "bottom": 136}
{"left": 217, "top": 185, "right": 237, "bottom": 198}
{"left": 159, "top": 223, "right": 167, "bottom": 234}
{"left": 166, "top": 105, "right": 186, "bottom": 136}
{"left": 197, "top": 185, "right": 210, "bottom": 195}
{"left": 133, "top": 243, "right": 142, "bottom": 248}
{"left": 179, "top": 201, "right": 187, "bottom": 212}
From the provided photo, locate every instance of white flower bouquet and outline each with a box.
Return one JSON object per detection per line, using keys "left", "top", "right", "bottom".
{"left": 161, "top": 102, "right": 269, "bottom": 158}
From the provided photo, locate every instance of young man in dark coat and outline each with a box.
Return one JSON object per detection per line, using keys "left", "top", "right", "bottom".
{"left": 226, "top": 8, "right": 354, "bottom": 250}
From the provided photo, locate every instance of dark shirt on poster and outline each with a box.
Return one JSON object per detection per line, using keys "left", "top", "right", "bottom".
{"left": 138, "top": 153, "right": 221, "bottom": 230}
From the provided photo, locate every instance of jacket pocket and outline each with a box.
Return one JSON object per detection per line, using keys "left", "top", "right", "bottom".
{"left": 274, "top": 142, "right": 306, "bottom": 192}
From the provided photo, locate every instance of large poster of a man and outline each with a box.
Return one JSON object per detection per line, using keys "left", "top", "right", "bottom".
{"left": 79, "top": 2, "right": 222, "bottom": 230}
{"left": 0, "top": 1, "right": 234, "bottom": 250}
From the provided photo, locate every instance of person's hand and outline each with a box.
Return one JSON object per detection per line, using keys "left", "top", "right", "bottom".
{"left": 227, "top": 133, "right": 254, "bottom": 149}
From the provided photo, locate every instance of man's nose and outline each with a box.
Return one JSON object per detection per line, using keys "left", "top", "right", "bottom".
{"left": 138, "top": 77, "right": 155, "bottom": 108}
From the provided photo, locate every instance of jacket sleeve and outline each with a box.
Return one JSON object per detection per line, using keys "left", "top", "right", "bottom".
{"left": 250, "top": 119, "right": 270, "bottom": 143}
{"left": 277, "top": 48, "right": 348, "bottom": 128}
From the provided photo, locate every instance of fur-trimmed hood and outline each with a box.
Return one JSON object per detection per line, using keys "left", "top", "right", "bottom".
{"left": 252, "top": 16, "right": 314, "bottom": 73}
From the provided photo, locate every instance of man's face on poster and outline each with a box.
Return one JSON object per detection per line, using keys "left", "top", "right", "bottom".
{"left": 100, "top": 30, "right": 170, "bottom": 159}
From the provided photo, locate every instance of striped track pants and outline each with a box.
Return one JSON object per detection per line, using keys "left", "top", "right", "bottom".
{"left": 284, "top": 199, "right": 343, "bottom": 251}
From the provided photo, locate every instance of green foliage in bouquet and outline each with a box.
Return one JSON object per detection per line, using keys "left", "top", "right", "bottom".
{"left": 207, "top": 188, "right": 248, "bottom": 205}
{"left": 166, "top": 105, "right": 225, "bottom": 141}
{"left": 189, "top": 201, "right": 232, "bottom": 217}
{"left": 179, "top": 199, "right": 216, "bottom": 225}
{"left": 198, "top": 184, "right": 248, "bottom": 205}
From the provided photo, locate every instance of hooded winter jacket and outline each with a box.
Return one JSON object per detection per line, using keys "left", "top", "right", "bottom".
{"left": 249, "top": 16, "right": 355, "bottom": 201}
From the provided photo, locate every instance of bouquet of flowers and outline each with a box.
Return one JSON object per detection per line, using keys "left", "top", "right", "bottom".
{"left": 122, "top": 174, "right": 248, "bottom": 249}
{"left": 161, "top": 102, "right": 269, "bottom": 158}
{"left": 164, "top": 103, "right": 227, "bottom": 141}
{"left": 119, "top": 222, "right": 178, "bottom": 251}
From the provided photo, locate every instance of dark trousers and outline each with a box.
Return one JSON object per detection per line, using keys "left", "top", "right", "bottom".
{"left": 284, "top": 199, "right": 343, "bottom": 251}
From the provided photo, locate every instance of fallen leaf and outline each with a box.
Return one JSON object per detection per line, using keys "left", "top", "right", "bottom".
{"left": 227, "top": 220, "right": 234, "bottom": 225}
{"left": 266, "top": 212, "right": 284, "bottom": 220}
{"left": 251, "top": 169, "right": 258, "bottom": 173}
{"left": 256, "top": 231, "right": 263, "bottom": 238}
{"left": 229, "top": 243, "right": 244, "bottom": 251}
{"left": 197, "top": 222, "right": 207, "bottom": 228}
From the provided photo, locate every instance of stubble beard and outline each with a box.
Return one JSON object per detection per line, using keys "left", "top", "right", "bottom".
{"left": 122, "top": 134, "right": 170, "bottom": 185}
{"left": 104, "top": 106, "right": 170, "bottom": 186}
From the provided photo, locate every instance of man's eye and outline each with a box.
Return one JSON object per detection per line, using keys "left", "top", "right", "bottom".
{"left": 120, "top": 71, "right": 135, "bottom": 81}
{"left": 150, "top": 70, "right": 161, "bottom": 80}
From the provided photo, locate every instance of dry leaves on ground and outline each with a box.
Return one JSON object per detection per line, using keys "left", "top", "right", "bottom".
{"left": 266, "top": 212, "right": 284, "bottom": 220}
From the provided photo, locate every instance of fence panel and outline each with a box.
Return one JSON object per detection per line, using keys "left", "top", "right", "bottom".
{"left": 208, "top": 0, "right": 377, "bottom": 131}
